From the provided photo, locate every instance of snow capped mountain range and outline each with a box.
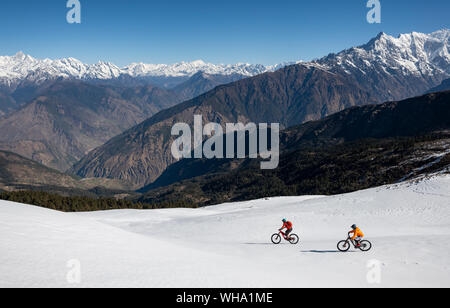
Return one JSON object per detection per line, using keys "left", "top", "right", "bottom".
{"left": 0, "top": 51, "right": 298, "bottom": 87}
{"left": 315, "top": 29, "right": 449, "bottom": 78}
{"left": 124, "top": 60, "right": 294, "bottom": 78}
{"left": 0, "top": 29, "right": 448, "bottom": 88}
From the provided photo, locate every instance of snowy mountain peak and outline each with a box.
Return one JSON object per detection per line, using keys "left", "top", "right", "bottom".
{"left": 190, "top": 59, "right": 206, "bottom": 65}
{"left": 316, "top": 29, "right": 450, "bottom": 79}
{"left": 14, "top": 51, "right": 26, "bottom": 59}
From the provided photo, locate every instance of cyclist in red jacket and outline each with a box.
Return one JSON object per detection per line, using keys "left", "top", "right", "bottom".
{"left": 279, "top": 219, "right": 293, "bottom": 240}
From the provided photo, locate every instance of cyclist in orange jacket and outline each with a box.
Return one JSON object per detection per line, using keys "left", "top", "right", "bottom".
{"left": 279, "top": 219, "right": 293, "bottom": 240}
{"left": 349, "top": 224, "right": 364, "bottom": 247}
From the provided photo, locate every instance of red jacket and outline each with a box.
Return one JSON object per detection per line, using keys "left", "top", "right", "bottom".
{"left": 281, "top": 221, "right": 293, "bottom": 230}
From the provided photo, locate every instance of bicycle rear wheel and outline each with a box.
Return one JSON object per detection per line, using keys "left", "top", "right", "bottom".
{"left": 289, "top": 234, "right": 299, "bottom": 245}
{"left": 271, "top": 233, "right": 281, "bottom": 244}
{"left": 359, "top": 240, "right": 372, "bottom": 252}
{"left": 337, "top": 240, "right": 351, "bottom": 252}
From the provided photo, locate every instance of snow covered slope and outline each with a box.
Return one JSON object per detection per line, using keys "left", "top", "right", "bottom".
{"left": 1, "top": 175, "right": 450, "bottom": 287}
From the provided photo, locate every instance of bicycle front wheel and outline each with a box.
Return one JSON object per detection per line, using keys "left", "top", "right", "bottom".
{"left": 337, "top": 240, "right": 351, "bottom": 252}
{"left": 271, "top": 233, "right": 282, "bottom": 244}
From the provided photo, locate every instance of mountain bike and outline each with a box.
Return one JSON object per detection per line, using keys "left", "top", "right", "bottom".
{"left": 337, "top": 236, "right": 372, "bottom": 252}
{"left": 271, "top": 230, "right": 299, "bottom": 245}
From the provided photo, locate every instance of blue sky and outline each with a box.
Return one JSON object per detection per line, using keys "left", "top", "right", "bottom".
{"left": 0, "top": 0, "right": 448, "bottom": 66}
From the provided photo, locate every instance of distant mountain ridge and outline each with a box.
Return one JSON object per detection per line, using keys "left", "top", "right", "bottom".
{"left": 1, "top": 29, "right": 447, "bottom": 91}
{"left": 0, "top": 52, "right": 297, "bottom": 88}
{"left": 173, "top": 72, "right": 246, "bottom": 102}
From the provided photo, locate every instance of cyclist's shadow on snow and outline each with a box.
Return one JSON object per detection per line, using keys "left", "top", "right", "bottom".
{"left": 301, "top": 250, "right": 356, "bottom": 254}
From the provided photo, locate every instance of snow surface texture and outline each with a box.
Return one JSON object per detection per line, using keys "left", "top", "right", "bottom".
{"left": 1, "top": 29, "right": 448, "bottom": 86}
{"left": 1, "top": 175, "right": 450, "bottom": 288}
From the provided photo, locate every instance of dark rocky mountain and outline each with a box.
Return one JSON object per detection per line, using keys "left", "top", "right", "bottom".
{"left": 92, "top": 73, "right": 247, "bottom": 94}
{"left": 138, "top": 135, "right": 450, "bottom": 207}
{"left": 145, "top": 90, "right": 450, "bottom": 190}
{"left": 173, "top": 72, "right": 246, "bottom": 101}
{"left": 279, "top": 91, "right": 450, "bottom": 147}
{"left": 0, "top": 81, "right": 182, "bottom": 171}
{"left": 0, "top": 150, "right": 133, "bottom": 197}
{"left": 0, "top": 78, "right": 65, "bottom": 117}
{"left": 72, "top": 64, "right": 376, "bottom": 187}
{"left": 138, "top": 91, "right": 450, "bottom": 206}
{"left": 0, "top": 91, "right": 16, "bottom": 118}
{"left": 84, "top": 74, "right": 189, "bottom": 90}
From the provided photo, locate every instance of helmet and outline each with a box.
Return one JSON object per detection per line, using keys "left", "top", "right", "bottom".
{"left": 282, "top": 219, "right": 287, "bottom": 222}
{"left": 351, "top": 224, "right": 357, "bottom": 230}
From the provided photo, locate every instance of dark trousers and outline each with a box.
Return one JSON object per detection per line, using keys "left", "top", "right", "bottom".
{"left": 286, "top": 228, "right": 293, "bottom": 237}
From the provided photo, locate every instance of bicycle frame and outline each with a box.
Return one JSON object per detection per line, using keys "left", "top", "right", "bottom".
{"left": 338, "top": 235, "right": 371, "bottom": 252}
{"left": 279, "top": 230, "right": 290, "bottom": 240}
{"left": 345, "top": 236, "right": 359, "bottom": 247}
{"left": 272, "top": 230, "right": 299, "bottom": 245}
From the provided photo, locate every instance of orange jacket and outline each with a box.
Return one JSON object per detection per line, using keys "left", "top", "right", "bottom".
{"left": 349, "top": 227, "right": 364, "bottom": 240}
{"left": 282, "top": 221, "right": 293, "bottom": 230}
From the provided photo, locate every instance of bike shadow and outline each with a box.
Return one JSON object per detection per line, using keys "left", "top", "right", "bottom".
{"left": 243, "top": 243, "right": 277, "bottom": 245}
{"left": 301, "top": 250, "right": 357, "bottom": 254}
